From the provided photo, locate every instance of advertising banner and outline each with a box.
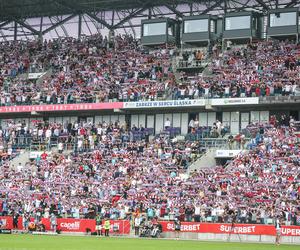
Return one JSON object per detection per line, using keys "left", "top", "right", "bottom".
{"left": 57, "top": 218, "right": 130, "bottom": 234}
{"left": 2, "top": 216, "right": 299, "bottom": 236}
{"left": 0, "top": 217, "right": 130, "bottom": 234}
{"left": 159, "top": 221, "right": 300, "bottom": 236}
{"left": 124, "top": 99, "right": 205, "bottom": 109}
{"left": 211, "top": 97, "right": 259, "bottom": 106}
{"left": 0, "top": 102, "right": 123, "bottom": 114}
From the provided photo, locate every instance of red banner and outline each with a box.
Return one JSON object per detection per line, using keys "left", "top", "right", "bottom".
{"left": 0, "top": 216, "right": 13, "bottom": 229}
{"left": 57, "top": 218, "right": 130, "bottom": 234}
{"left": 200, "top": 223, "right": 273, "bottom": 235}
{"left": 160, "top": 221, "right": 300, "bottom": 236}
{"left": 0, "top": 102, "right": 123, "bottom": 113}
{"left": 0, "top": 216, "right": 51, "bottom": 231}
{"left": 57, "top": 218, "right": 92, "bottom": 232}
{"left": 161, "top": 221, "right": 201, "bottom": 232}
{"left": 0, "top": 216, "right": 130, "bottom": 234}
{"left": 2, "top": 216, "right": 300, "bottom": 237}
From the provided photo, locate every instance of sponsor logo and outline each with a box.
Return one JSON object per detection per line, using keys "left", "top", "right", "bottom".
{"left": 224, "top": 99, "right": 246, "bottom": 104}
{"left": 60, "top": 221, "right": 80, "bottom": 230}
{"left": 220, "top": 225, "right": 256, "bottom": 234}
{"left": 124, "top": 100, "right": 205, "bottom": 109}
{"left": 212, "top": 97, "right": 259, "bottom": 106}
{"left": 281, "top": 228, "right": 300, "bottom": 236}
{"left": 166, "top": 223, "right": 200, "bottom": 232}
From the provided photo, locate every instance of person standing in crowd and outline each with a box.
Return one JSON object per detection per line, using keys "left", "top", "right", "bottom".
{"left": 174, "top": 218, "right": 181, "bottom": 239}
{"left": 13, "top": 212, "right": 19, "bottom": 229}
{"left": 275, "top": 217, "right": 281, "bottom": 246}
{"left": 50, "top": 213, "right": 57, "bottom": 232}
{"left": 134, "top": 215, "right": 141, "bottom": 236}
{"left": 164, "top": 118, "right": 171, "bottom": 130}
{"left": 104, "top": 218, "right": 110, "bottom": 237}
{"left": 22, "top": 213, "right": 29, "bottom": 231}
{"left": 95, "top": 214, "right": 102, "bottom": 236}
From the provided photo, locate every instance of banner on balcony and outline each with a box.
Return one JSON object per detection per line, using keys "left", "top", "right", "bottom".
{"left": 124, "top": 99, "right": 205, "bottom": 109}
{"left": 0, "top": 102, "right": 123, "bottom": 113}
{"left": 211, "top": 97, "right": 259, "bottom": 106}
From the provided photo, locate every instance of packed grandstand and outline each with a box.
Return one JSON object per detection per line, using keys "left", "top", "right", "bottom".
{"left": 1, "top": 34, "right": 299, "bottom": 227}
{"left": 0, "top": 36, "right": 299, "bottom": 105}
{"left": 0, "top": 0, "right": 299, "bottom": 246}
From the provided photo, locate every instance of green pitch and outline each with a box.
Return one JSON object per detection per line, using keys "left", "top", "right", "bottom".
{"left": 0, "top": 235, "right": 299, "bottom": 250}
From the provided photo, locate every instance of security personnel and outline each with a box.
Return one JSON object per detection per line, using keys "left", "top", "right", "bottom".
{"left": 103, "top": 218, "right": 110, "bottom": 237}
{"left": 95, "top": 214, "right": 102, "bottom": 236}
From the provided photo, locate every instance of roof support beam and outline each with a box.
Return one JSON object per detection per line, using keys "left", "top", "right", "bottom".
{"left": 78, "top": 14, "right": 82, "bottom": 39}
{"left": 254, "top": 0, "right": 270, "bottom": 11}
{"left": 201, "top": 0, "right": 223, "bottom": 15}
{"left": 286, "top": 0, "right": 299, "bottom": 8}
{"left": 165, "top": 4, "right": 184, "bottom": 18}
{"left": 54, "top": 0, "right": 112, "bottom": 29}
{"left": 15, "top": 20, "right": 39, "bottom": 35}
{"left": 0, "top": 21, "right": 11, "bottom": 29}
{"left": 42, "top": 14, "right": 76, "bottom": 35}
{"left": 86, "top": 13, "right": 112, "bottom": 29}
{"left": 14, "top": 21, "right": 17, "bottom": 41}
{"left": 112, "top": 7, "right": 148, "bottom": 29}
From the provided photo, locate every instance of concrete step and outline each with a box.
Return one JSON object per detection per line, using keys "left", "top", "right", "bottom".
{"left": 188, "top": 148, "right": 217, "bottom": 174}
{"left": 9, "top": 150, "right": 30, "bottom": 169}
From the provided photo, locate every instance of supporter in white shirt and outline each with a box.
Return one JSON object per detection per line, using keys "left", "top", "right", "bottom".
{"left": 194, "top": 118, "right": 199, "bottom": 128}
{"left": 45, "top": 129, "right": 52, "bottom": 139}
{"left": 189, "top": 119, "right": 195, "bottom": 129}
{"left": 58, "top": 142, "right": 64, "bottom": 153}
{"left": 164, "top": 118, "right": 171, "bottom": 129}
{"left": 38, "top": 128, "right": 44, "bottom": 137}
{"left": 17, "top": 163, "right": 23, "bottom": 172}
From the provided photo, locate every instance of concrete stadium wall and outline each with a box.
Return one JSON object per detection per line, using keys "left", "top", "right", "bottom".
{"left": 162, "top": 232, "right": 300, "bottom": 244}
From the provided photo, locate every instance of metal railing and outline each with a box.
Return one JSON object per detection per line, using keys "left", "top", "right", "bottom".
{"left": 195, "top": 138, "right": 251, "bottom": 150}
{"left": 176, "top": 59, "right": 209, "bottom": 69}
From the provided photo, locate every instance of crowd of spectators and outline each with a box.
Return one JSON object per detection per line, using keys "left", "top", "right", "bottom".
{"left": 174, "top": 40, "right": 300, "bottom": 99}
{"left": 0, "top": 34, "right": 299, "bottom": 229}
{"left": 0, "top": 34, "right": 174, "bottom": 106}
{"left": 0, "top": 117, "right": 299, "bottom": 226}
{"left": 178, "top": 49, "right": 207, "bottom": 68}
{"left": 0, "top": 37, "right": 299, "bottom": 106}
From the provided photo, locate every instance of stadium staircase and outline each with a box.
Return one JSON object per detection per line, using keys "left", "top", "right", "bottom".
{"left": 201, "top": 60, "right": 213, "bottom": 77}
{"left": 36, "top": 68, "right": 52, "bottom": 84}
{"left": 172, "top": 56, "right": 182, "bottom": 84}
{"left": 188, "top": 148, "right": 217, "bottom": 174}
{"left": 9, "top": 150, "right": 30, "bottom": 169}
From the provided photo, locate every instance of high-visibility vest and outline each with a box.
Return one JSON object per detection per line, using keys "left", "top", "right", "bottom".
{"left": 104, "top": 220, "right": 110, "bottom": 230}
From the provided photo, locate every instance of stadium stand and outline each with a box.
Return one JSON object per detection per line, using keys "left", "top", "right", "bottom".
{"left": 0, "top": 119, "right": 299, "bottom": 226}
{"left": 0, "top": 1, "right": 300, "bottom": 245}
{"left": 0, "top": 37, "right": 299, "bottom": 107}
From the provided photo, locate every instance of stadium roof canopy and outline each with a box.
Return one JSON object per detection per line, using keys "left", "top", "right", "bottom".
{"left": 0, "top": 0, "right": 175, "bottom": 19}
{"left": 1, "top": 0, "right": 299, "bottom": 20}
{"left": 0, "top": 0, "right": 298, "bottom": 40}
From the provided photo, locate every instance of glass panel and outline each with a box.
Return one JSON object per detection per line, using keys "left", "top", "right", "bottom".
{"left": 184, "top": 19, "right": 209, "bottom": 33}
{"left": 225, "top": 16, "right": 251, "bottom": 30}
{"left": 270, "top": 12, "right": 297, "bottom": 27}
{"left": 143, "top": 22, "right": 166, "bottom": 36}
